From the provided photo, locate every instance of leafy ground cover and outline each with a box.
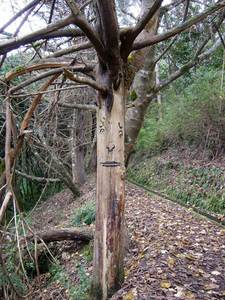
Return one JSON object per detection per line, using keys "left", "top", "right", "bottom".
{"left": 128, "top": 148, "right": 225, "bottom": 217}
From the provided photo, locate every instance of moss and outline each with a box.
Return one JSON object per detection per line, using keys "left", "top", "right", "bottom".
{"left": 129, "top": 90, "right": 138, "bottom": 101}
{"left": 13, "top": 65, "right": 26, "bottom": 72}
{"left": 82, "top": 243, "right": 93, "bottom": 262}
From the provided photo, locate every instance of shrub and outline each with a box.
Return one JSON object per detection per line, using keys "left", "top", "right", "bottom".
{"left": 72, "top": 202, "right": 96, "bottom": 226}
{"left": 137, "top": 68, "right": 225, "bottom": 157}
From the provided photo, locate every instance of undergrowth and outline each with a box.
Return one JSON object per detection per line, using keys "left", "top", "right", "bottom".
{"left": 72, "top": 202, "right": 96, "bottom": 226}
{"left": 129, "top": 68, "right": 225, "bottom": 215}
{"left": 137, "top": 68, "right": 225, "bottom": 158}
{"left": 50, "top": 261, "right": 91, "bottom": 300}
{"left": 128, "top": 156, "right": 225, "bottom": 215}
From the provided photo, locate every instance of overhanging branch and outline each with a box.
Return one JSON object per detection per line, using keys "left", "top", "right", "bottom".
{"left": 0, "top": 15, "right": 74, "bottom": 55}
{"left": 132, "top": 1, "right": 225, "bottom": 51}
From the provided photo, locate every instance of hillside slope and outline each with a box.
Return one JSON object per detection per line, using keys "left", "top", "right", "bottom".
{"left": 28, "top": 178, "right": 225, "bottom": 300}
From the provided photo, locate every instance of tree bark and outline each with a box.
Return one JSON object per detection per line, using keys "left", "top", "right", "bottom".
{"left": 71, "top": 109, "right": 87, "bottom": 185}
{"left": 27, "top": 227, "right": 93, "bottom": 243}
{"left": 92, "top": 83, "right": 125, "bottom": 300}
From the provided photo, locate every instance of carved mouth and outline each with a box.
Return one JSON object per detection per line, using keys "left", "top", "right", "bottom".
{"left": 100, "top": 161, "right": 121, "bottom": 167}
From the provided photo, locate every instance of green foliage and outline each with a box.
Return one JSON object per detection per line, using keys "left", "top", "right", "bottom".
{"left": 16, "top": 145, "right": 64, "bottom": 212}
{"left": 0, "top": 54, "right": 26, "bottom": 76}
{"left": 70, "top": 264, "right": 91, "bottom": 300}
{"left": 128, "top": 157, "right": 225, "bottom": 214}
{"left": 137, "top": 68, "right": 225, "bottom": 157}
{"left": 81, "top": 243, "right": 93, "bottom": 262}
{"left": 50, "top": 262, "right": 90, "bottom": 300}
{"left": 72, "top": 202, "right": 96, "bottom": 226}
{"left": 128, "top": 90, "right": 138, "bottom": 101}
{"left": 0, "top": 246, "right": 28, "bottom": 296}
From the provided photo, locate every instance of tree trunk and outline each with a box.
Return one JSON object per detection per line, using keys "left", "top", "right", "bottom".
{"left": 71, "top": 109, "right": 87, "bottom": 185}
{"left": 92, "top": 83, "right": 125, "bottom": 300}
{"left": 125, "top": 1, "right": 159, "bottom": 160}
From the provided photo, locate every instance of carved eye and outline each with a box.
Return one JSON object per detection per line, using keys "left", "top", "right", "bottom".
{"left": 99, "top": 125, "right": 104, "bottom": 133}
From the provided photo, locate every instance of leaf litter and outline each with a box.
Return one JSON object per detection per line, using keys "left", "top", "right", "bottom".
{"left": 29, "top": 179, "right": 225, "bottom": 299}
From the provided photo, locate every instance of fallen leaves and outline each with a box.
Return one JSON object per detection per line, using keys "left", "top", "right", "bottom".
{"left": 111, "top": 184, "right": 225, "bottom": 300}
{"left": 124, "top": 289, "right": 137, "bottom": 300}
{"left": 160, "top": 280, "right": 171, "bottom": 289}
{"left": 167, "top": 257, "right": 175, "bottom": 269}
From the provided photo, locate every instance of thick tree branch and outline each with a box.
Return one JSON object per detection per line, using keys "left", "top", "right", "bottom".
{"left": 5, "top": 62, "right": 77, "bottom": 81}
{"left": 7, "top": 64, "right": 94, "bottom": 94}
{"left": 43, "top": 41, "right": 92, "bottom": 59}
{"left": 96, "top": 0, "right": 120, "bottom": 83}
{"left": 59, "top": 102, "right": 97, "bottom": 111}
{"left": 133, "top": 1, "right": 225, "bottom": 51}
{"left": 0, "top": 15, "right": 74, "bottom": 55}
{"left": 63, "top": 69, "right": 107, "bottom": 92}
{"left": 128, "top": 0, "right": 163, "bottom": 42}
{"left": 65, "top": 0, "right": 106, "bottom": 61}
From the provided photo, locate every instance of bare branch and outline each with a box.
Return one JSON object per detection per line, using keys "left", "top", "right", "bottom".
{"left": 11, "top": 75, "right": 60, "bottom": 168}
{"left": 59, "top": 102, "right": 97, "bottom": 111}
{"left": 7, "top": 64, "right": 94, "bottom": 94}
{"left": 0, "top": 192, "right": 12, "bottom": 223}
{"left": 15, "top": 170, "right": 60, "bottom": 183}
{"left": 0, "top": 15, "right": 74, "bottom": 55}
{"left": 5, "top": 62, "right": 78, "bottom": 81}
{"left": 156, "top": 34, "right": 225, "bottom": 92}
{"left": 65, "top": 0, "right": 106, "bottom": 61}
{"left": 63, "top": 69, "right": 107, "bottom": 92}
{"left": 9, "top": 85, "right": 88, "bottom": 98}
{"left": 43, "top": 41, "right": 92, "bottom": 59}
{"left": 133, "top": 1, "right": 225, "bottom": 51}
{"left": 131, "top": 0, "right": 163, "bottom": 41}
{"left": 0, "top": 0, "right": 41, "bottom": 34}
{"left": 4, "top": 97, "right": 12, "bottom": 184}
{"left": 96, "top": 0, "right": 120, "bottom": 83}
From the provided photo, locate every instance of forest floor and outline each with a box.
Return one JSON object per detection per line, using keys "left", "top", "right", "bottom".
{"left": 29, "top": 177, "right": 225, "bottom": 300}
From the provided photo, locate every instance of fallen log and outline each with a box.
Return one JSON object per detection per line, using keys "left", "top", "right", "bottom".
{"left": 27, "top": 227, "right": 94, "bottom": 243}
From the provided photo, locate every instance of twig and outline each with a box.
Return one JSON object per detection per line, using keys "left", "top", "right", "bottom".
{"left": 0, "top": 192, "right": 12, "bottom": 223}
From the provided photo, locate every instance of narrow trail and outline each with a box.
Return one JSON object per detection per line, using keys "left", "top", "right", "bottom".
{"left": 112, "top": 183, "right": 225, "bottom": 300}
{"left": 30, "top": 180, "right": 225, "bottom": 299}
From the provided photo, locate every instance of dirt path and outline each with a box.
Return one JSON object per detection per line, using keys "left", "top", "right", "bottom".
{"left": 112, "top": 183, "right": 225, "bottom": 300}
{"left": 30, "top": 180, "right": 225, "bottom": 299}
